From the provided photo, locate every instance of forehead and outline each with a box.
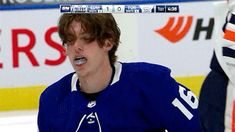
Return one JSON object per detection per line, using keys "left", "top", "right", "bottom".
{"left": 69, "top": 20, "right": 83, "bottom": 36}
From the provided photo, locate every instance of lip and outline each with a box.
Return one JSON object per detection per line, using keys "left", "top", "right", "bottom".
{"left": 73, "top": 56, "right": 87, "bottom": 67}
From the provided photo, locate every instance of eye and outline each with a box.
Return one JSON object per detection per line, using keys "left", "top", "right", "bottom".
{"left": 80, "top": 36, "right": 95, "bottom": 44}
{"left": 81, "top": 37, "right": 90, "bottom": 42}
{"left": 63, "top": 40, "right": 74, "bottom": 46}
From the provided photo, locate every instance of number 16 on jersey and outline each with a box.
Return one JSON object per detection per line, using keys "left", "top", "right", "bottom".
{"left": 172, "top": 86, "right": 198, "bottom": 120}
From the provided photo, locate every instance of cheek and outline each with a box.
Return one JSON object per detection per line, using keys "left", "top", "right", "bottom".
{"left": 67, "top": 55, "right": 74, "bottom": 64}
{"left": 66, "top": 48, "right": 75, "bottom": 61}
{"left": 88, "top": 49, "right": 104, "bottom": 58}
{"left": 66, "top": 46, "right": 74, "bottom": 54}
{"left": 84, "top": 43, "right": 106, "bottom": 61}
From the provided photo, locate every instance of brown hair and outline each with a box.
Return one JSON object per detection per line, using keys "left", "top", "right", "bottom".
{"left": 58, "top": 13, "right": 121, "bottom": 65}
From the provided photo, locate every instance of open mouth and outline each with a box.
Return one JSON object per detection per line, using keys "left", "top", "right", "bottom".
{"left": 74, "top": 57, "right": 87, "bottom": 65}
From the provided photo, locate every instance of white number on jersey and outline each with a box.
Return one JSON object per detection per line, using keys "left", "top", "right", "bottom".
{"left": 172, "top": 86, "right": 198, "bottom": 120}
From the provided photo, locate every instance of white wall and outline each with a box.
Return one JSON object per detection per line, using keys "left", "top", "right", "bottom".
{"left": 0, "top": 1, "right": 220, "bottom": 88}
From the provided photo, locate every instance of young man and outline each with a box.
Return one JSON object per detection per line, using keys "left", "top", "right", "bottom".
{"left": 198, "top": 0, "right": 235, "bottom": 131}
{"left": 38, "top": 13, "right": 201, "bottom": 132}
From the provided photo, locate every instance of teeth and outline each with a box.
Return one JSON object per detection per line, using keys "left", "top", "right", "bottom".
{"left": 74, "top": 57, "right": 87, "bottom": 65}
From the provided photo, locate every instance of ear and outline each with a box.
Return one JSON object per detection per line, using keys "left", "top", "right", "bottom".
{"left": 103, "top": 39, "right": 113, "bottom": 51}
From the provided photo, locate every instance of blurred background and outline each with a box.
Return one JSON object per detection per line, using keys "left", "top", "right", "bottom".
{"left": 0, "top": 0, "right": 225, "bottom": 131}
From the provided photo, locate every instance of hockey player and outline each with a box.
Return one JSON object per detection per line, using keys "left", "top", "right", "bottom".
{"left": 38, "top": 13, "right": 201, "bottom": 132}
{"left": 198, "top": 0, "right": 235, "bottom": 131}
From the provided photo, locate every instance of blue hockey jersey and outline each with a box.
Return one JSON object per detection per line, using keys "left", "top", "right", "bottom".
{"left": 38, "top": 62, "right": 201, "bottom": 132}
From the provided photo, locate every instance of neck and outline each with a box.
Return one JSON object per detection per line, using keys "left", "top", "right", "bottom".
{"left": 78, "top": 62, "right": 113, "bottom": 94}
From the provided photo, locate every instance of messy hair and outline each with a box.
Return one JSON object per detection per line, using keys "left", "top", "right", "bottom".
{"left": 58, "top": 13, "right": 121, "bottom": 65}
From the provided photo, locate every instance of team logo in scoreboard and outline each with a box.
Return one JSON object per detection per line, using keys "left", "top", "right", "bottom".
{"left": 60, "top": 5, "right": 71, "bottom": 13}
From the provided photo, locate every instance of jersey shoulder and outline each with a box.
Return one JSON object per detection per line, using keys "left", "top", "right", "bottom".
{"left": 39, "top": 72, "right": 74, "bottom": 103}
{"left": 121, "top": 62, "right": 171, "bottom": 79}
{"left": 120, "top": 62, "right": 177, "bottom": 98}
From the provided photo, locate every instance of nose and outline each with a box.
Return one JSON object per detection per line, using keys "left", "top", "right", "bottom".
{"left": 77, "top": 47, "right": 83, "bottom": 52}
{"left": 73, "top": 40, "right": 84, "bottom": 53}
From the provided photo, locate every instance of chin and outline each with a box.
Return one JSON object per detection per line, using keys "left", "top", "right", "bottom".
{"left": 75, "top": 70, "right": 87, "bottom": 77}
